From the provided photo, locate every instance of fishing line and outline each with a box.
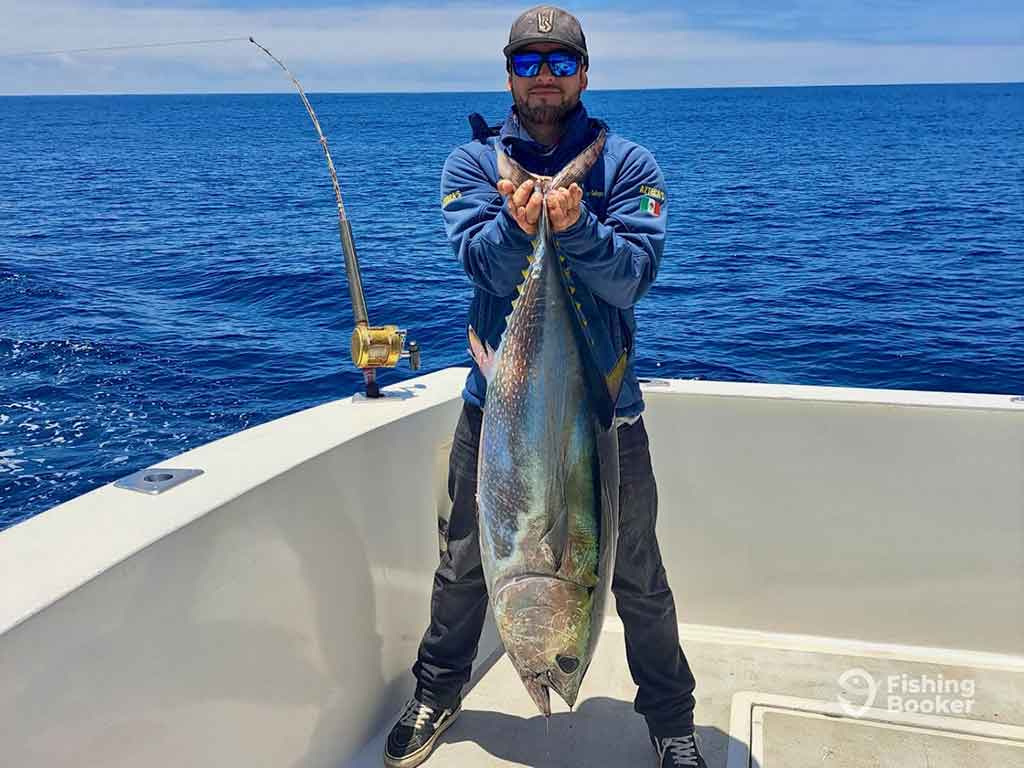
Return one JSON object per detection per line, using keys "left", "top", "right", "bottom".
{"left": 0, "top": 37, "right": 250, "bottom": 60}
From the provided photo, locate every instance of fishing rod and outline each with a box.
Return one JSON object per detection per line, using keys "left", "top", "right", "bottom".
{"left": 249, "top": 37, "right": 420, "bottom": 399}
{"left": 5, "top": 33, "right": 418, "bottom": 397}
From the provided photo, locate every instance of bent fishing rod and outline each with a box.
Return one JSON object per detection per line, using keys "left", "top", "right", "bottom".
{"left": 250, "top": 37, "right": 420, "bottom": 399}
{"left": 4, "top": 34, "right": 418, "bottom": 398}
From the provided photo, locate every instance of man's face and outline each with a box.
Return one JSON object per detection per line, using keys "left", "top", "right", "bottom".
{"left": 507, "top": 42, "right": 588, "bottom": 127}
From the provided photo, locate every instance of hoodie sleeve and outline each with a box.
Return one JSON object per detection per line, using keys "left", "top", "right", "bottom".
{"left": 553, "top": 144, "right": 666, "bottom": 309}
{"left": 441, "top": 145, "right": 535, "bottom": 297}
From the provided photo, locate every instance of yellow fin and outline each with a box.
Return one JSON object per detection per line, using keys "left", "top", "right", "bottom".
{"left": 605, "top": 350, "right": 629, "bottom": 404}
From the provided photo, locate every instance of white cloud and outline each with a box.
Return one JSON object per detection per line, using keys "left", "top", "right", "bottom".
{"left": 1, "top": 2, "right": 1021, "bottom": 94}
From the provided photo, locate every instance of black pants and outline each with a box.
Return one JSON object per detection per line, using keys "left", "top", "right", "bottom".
{"left": 412, "top": 403, "right": 697, "bottom": 736}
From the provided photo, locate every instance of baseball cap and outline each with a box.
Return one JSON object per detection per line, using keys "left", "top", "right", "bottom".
{"left": 503, "top": 6, "right": 588, "bottom": 67}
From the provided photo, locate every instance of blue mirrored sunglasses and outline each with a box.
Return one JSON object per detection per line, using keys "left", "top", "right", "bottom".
{"left": 510, "top": 50, "right": 580, "bottom": 78}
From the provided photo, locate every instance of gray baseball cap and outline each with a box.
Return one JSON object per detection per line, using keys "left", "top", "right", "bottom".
{"left": 503, "top": 6, "right": 589, "bottom": 67}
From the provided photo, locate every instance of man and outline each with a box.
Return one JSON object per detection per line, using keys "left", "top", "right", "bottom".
{"left": 385, "top": 7, "right": 705, "bottom": 768}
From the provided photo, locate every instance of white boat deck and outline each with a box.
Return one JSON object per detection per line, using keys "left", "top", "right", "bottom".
{"left": 352, "top": 619, "right": 1024, "bottom": 767}
{"left": 2, "top": 369, "right": 1022, "bottom": 767}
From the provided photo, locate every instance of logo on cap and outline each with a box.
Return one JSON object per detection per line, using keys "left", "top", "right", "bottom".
{"left": 537, "top": 8, "right": 554, "bottom": 32}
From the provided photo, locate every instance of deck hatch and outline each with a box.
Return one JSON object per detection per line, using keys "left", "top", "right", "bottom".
{"left": 727, "top": 692, "right": 1024, "bottom": 768}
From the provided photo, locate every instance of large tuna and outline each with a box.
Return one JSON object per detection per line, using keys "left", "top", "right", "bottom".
{"left": 468, "top": 130, "right": 627, "bottom": 717}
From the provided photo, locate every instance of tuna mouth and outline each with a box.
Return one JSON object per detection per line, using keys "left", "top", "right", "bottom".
{"left": 547, "top": 668, "right": 583, "bottom": 711}
{"left": 494, "top": 574, "right": 592, "bottom": 715}
{"left": 523, "top": 674, "right": 552, "bottom": 717}
{"left": 530, "top": 670, "right": 579, "bottom": 709}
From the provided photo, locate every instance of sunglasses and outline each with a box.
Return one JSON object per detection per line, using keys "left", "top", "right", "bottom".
{"left": 509, "top": 50, "right": 581, "bottom": 78}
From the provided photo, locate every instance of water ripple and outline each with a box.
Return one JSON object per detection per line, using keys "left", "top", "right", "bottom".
{"left": 2, "top": 84, "right": 1023, "bottom": 528}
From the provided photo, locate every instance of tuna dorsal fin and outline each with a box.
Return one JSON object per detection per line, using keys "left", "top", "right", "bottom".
{"left": 496, "top": 149, "right": 550, "bottom": 189}
{"left": 467, "top": 325, "right": 499, "bottom": 383}
{"left": 549, "top": 129, "right": 607, "bottom": 190}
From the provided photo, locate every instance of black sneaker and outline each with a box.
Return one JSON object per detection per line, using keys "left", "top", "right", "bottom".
{"left": 651, "top": 733, "right": 708, "bottom": 768}
{"left": 383, "top": 697, "right": 460, "bottom": 768}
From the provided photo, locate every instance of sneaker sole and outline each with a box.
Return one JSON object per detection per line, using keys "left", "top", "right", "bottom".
{"left": 383, "top": 707, "right": 461, "bottom": 768}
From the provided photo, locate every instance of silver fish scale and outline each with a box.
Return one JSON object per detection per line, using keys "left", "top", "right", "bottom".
{"left": 478, "top": 211, "right": 598, "bottom": 587}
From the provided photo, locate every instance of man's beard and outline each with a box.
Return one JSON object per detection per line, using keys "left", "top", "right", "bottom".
{"left": 514, "top": 92, "right": 577, "bottom": 128}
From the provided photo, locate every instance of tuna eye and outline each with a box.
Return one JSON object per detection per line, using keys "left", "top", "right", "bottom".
{"left": 556, "top": 654, "right": 580, "bottom": 674}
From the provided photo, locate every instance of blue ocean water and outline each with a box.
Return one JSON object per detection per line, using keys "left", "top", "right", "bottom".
{"left": 1, "top": 84, "right": 1022, "bottom": 529}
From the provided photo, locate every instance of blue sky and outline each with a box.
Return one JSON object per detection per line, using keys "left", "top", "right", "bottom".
{"left": 1, "top": 1, "right": 1021, "bottom": 94}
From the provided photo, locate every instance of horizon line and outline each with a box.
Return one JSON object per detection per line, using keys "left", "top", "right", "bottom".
{"left": 2, "top": 79, "right": 1022, "bottom": 99}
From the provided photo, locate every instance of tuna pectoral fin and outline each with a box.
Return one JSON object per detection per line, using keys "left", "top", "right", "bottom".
{"left": 467, "top": 326, "right": 499, "bottom": 383}
{"left": 540, "top": 504, "right": 569, "bottom": 572}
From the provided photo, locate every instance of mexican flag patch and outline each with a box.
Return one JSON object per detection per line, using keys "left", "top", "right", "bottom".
{"left": 639, "top": 195, "right": 662, "bottom": 216}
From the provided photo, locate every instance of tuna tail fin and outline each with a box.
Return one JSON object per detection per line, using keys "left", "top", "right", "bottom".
{"left": 496, "top": 149, "right": 549, "bottom": 189}
{"left": 467, "top": 325, "right": 499, "bottom": 383}
{"left": 549, "top": 129, "right": 607, "bottom": 190}
{"left": 495, "top": 130, "right": 604, "bottom": 192}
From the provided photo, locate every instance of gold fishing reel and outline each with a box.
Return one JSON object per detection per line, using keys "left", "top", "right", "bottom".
{"left": 351, "top": 325, "right": 420, "bottom": 371}
{"left": 350, "top": 323, "right": 420, "bottom": 398}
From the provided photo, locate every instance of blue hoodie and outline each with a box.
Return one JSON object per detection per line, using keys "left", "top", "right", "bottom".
{"left": 440, "top": 102, "right": 667, "bottom": 418}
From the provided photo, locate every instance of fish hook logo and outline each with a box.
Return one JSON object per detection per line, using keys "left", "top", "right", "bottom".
{"left": 537, "top": 8, "right": 554, "bottom": 32}
{"left": 837, "top": 668, "right": 878, "bottom": 718}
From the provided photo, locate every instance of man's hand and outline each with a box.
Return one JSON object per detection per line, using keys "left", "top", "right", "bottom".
{"left": 547, "top": 183, "right": 584, "bottom": 233}
{"left": 497, "top": 178, "right": 542, "bottom": 235}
